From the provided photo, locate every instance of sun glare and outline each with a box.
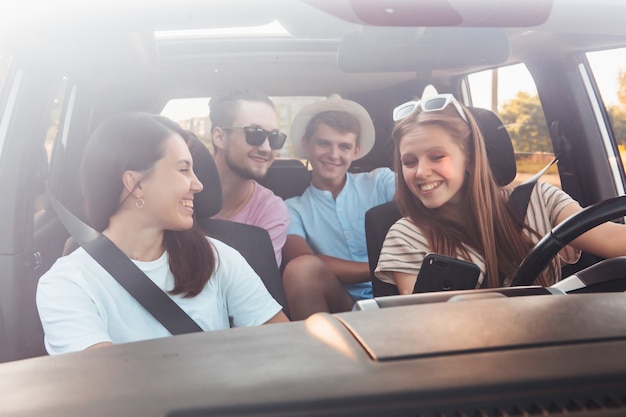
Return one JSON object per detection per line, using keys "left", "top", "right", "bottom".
{"left": 154, "top": 20, "right": 290, "bottom": 40}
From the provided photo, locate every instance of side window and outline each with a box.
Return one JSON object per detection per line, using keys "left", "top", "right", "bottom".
{"left": 0, "top": 50, "right": 15, "bottom": 158}
{"left": 586, "top": 48, "right": 626, "bottom": 169}
{"left": 161, "top": 97, "right": 212, "bottom": 149}
{"left": 45, "top": 76, "right": 69, "bottom": 162}
{"left": 35, "top": 76, "right": 70, "bottom": 214}
{"left": 466, "top": 64, "right": 559, "bottom": 187}
{"left": 160, "top": 96, "right": 324, "bottom": 159}
{"left": 0, "top": 50, "right": 10, "bottom": 92}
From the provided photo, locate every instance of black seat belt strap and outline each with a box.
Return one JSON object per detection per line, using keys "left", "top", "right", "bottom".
{"left": 49, "top": 196, "right": 203, "bottom": 335}
{"left": 482, "top": 181, "right": 538, "bottom": 288}
{"left": 510, "top": 156, "right": 558, "bottom": 220}
{"left": 508, "top": 181, "right": 536, "bottom": 221}
{"left": 487, "top": 158, "right": 556, "bottom": 287}
{"left": 497, "top": 156, "right": 559, "bottom": 286}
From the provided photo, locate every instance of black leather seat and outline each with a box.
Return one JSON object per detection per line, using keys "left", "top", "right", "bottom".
{"left": 365, "top": 107, "right": 518, "bottom": 297}
{"left": 188, "top": 137, "right": 291, "bottom": 318}
{"left": 257, "top": 159, "right": 311, "bottom": 200}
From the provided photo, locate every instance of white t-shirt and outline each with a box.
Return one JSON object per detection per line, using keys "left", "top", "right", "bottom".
{"left": 36, "top": 238, "right": 282, "bottom": 355}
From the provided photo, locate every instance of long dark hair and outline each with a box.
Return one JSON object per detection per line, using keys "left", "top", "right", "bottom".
{"left": 80, "top": 112, "right": 216, "bottom": 297}
{"left": 392, "top": 106, "right": 553, "bottom": 287}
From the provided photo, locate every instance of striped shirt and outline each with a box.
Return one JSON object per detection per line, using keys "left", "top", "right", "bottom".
{"left": 375, "top": 181, "right": 581, "bottom": 287}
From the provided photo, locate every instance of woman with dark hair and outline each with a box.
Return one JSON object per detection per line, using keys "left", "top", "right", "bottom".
{"left": 37, "top": 112, "right": 287, "bottom": 354}
{"left": 375, "top": 94, "right": 626, "bottom": 294}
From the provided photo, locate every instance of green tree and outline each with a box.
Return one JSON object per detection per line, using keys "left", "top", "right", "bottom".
{"left": 609, "top": 70, "right": 626, "bottom": 146}
{"left": 608, "top": 107, "right": 626, "bottom": 146}
{"left": 498, "top": 91, "right": 552, "bottom": 153}
{"left": 617, "top": 69, "right": 626, "bottom": 107}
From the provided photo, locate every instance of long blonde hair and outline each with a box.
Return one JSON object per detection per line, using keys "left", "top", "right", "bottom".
{"left": 392, "top": 105, "right": 553, "bottom": 287}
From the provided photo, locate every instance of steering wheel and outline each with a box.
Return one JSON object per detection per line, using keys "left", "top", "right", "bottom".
{"left": 510, "top": 195, "right": 626, "bottom": 286}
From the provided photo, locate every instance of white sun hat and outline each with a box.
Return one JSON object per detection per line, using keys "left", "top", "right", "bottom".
{"left": 289, "top": 94, "right": 375, "bottom": 160}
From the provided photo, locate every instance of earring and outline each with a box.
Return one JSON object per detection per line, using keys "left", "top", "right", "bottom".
{"left": 135, "top": 198, "right": 145, "bottom": 209}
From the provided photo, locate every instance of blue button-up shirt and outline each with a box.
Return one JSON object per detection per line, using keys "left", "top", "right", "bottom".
{"left": 286, "top": 167, "right": 396, "bottom": 301}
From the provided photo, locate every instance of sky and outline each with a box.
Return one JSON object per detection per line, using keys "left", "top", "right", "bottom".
{"left": 162, "top": 98, "right": 211, "bottom": 121}
{"left": 588, "top": 48, "right": 626, "bottom": 106}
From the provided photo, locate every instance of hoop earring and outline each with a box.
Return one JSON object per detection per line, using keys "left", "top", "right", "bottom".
{"left": 135, "top": 198, "right": 145, "bottom": 209}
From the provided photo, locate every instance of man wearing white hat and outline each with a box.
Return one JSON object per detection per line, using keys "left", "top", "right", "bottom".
{"left": 282, "top": 95, "right": 395, "bottom": 320}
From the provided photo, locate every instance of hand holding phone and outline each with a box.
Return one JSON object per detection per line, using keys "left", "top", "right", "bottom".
{"left": 413, "top": 253, "right": 480, "bottom": 293}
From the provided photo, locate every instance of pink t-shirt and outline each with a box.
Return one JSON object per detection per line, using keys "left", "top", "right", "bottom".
{"left": 213, "top": 182, "right": 289, "bottom": 267}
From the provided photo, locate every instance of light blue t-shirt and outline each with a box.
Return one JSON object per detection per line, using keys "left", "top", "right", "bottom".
{"left": 286, "top": 167, "right": 395, "bottom": 301}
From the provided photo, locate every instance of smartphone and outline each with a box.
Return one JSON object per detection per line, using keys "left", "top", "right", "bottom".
{"left": 413, "top": 253, "right": 481, "bottom": 293}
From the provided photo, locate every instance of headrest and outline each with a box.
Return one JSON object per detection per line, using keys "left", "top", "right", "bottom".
{"left": 188, "top": 135, "right": 222, "bottom": 219}
{"left": 467, "top": 107, "right": 516, "bottom": 187}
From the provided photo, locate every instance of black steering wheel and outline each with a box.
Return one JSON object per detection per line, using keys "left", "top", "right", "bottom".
{"left": 510, "top": 195, "right": 626, "bottom": 286}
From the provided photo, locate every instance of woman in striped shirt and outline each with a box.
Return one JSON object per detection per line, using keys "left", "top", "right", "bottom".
{"left": 375, "top": 94, "right": 626, "bottom": 294}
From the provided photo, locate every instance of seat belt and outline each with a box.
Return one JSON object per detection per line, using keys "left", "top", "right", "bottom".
{"left": 509, "top": 156, "right": 559, "bottom": 220}
{"left": 49, "top": 195, "right": 203, "bottom": 335}
{"left": 484, "top": 156, "right": 559, "bottom": 287}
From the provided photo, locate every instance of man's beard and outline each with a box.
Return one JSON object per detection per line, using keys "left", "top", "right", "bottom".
{"left": 225, "top": 150, "right": 268, "bottom": 181}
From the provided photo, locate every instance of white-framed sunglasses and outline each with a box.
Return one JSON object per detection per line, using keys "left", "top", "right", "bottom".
{"left": 392, "top": 93, "right": 468, "bottom": 123}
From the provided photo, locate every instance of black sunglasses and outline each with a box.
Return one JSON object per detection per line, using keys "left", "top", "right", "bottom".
{"left": 222, "top": 126, "right": 287, "bottom": 150}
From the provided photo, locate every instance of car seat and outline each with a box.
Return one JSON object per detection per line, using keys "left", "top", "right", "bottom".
{"left": 365, "top": 107, "right": 517, "bottom": 297}
{"left": 189, "top": 137, "right": 291, "bottom": 318}
{"left": 257, "top": 158, "right": 312, "bottom": 200}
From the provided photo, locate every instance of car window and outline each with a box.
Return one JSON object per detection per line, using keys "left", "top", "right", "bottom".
{"left": 161, "top": 96, "right": 324, "bottom": 159}
{"left": 34, "top": 75, "right": 70, "bottom": 214}
{"left": 0, "top": 50, "right": 10, "bottom": 92}
{"left": 0, "top": 50, "right": 14, "bottom": 158}
{"left": 466, "top": 64, "right": 559, "bottom": 187}
{"left": 45, "top": 76, "right": 69, "bottom": 161}
{"left": 586, "top": 48, "right": 626, "bottom": 170}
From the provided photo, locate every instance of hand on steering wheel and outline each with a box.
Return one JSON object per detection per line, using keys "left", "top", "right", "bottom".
{"left": 510, "top": 195, "right": 626, "bottom": 286}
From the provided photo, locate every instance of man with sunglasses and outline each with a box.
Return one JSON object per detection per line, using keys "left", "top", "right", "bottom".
{"left": 282, "top": 95, "right": 395, "bottom": 320}
{"left": 209, "top": 87, "right": 289, "bottom": 267}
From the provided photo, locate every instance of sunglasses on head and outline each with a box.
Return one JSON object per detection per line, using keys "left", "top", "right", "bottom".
{"left": 222, "top": 126, "right": 287, "bottom": 150}
{"left": 392, "top": 94, "right": 468, "bottom": 123}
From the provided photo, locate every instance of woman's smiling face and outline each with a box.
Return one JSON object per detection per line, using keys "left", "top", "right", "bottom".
{"left": 137, "top": 134, "right": 204, "bottom": 231}
{"left": 399, "top": 123, "right": 468, "bottom": 209}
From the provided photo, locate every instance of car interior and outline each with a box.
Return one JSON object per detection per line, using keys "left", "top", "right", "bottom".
{"left": 1, "top": 0, "right": 626, "bottom": 415}
{"left": 366, "top": 105, "right": 520, "bottom": 297}
{"left": 188, "top": 133, "right": 291, "bottom": 317}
